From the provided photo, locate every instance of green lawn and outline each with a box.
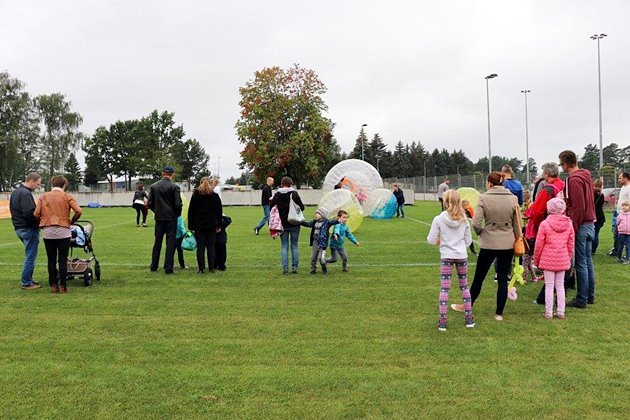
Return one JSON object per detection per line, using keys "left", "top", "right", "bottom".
{"left": 1, "top": 203, "right": 628, "bottom": 418}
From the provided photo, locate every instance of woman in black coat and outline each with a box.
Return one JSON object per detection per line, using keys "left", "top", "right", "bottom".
{"left": 188, "top": 177, "right": 223, "bottom": 273}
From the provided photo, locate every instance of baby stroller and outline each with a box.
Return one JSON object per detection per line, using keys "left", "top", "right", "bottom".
{"left": 66, "top": 220, "right": 101, "bottom": 286}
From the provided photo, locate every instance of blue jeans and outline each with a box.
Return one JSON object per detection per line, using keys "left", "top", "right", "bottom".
{"left": 397, "top": 204, "right": 405, "bottom": 217}
{"left": 15, "top": 228, "right": 40, "bottom": 286}
{"left": 574, "top": 223, "right": 595, "bottom": 304}
{"left": 617, "top": 234, "right": 630, "bottom": 260}
{"left": 280, "top": 225, "right": 300, "bottom": 271}
{"left": 255, "top": 205, "right": 270, "bottom": 231}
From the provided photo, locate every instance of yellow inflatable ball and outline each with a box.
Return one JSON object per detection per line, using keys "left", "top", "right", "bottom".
{"left": 457, "top": 187, "right": 481, "bottom": 211}
{"left": 319, "top": 189, "right": 364, "bottom": 233}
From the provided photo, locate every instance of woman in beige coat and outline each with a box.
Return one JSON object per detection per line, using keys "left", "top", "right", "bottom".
{"left": 452, "top": 172, "right": 521, "bottom": 321}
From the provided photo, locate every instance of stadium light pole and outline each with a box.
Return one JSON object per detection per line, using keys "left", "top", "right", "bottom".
{"left": 521, "top": 89, "right": 531, "bottom": 187}
{"left": 485, "top": 74, "right": 498, "bottom": 173}
{"left": 361, "top": 123, "right": 368, "bottom": 161}
{"left": 590, "top": 33, "right": 607, "bottom": 171}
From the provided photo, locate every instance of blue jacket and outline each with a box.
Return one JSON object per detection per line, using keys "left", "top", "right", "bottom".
{"left": 176, "top": 216, "right": 186, "bottom": 239}
{"left": 330, "top": 223, "right": 358, "bottom": 249}
{"left": 503, "top": 178, "right": 523, "bottom": 205}
{"left": 301, "top": 218, "right": 338, "bottom": 249}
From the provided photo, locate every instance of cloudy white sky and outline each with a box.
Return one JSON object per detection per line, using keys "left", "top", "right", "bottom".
{"left": 2, "top": 0, "right": 628, "bottom": 179}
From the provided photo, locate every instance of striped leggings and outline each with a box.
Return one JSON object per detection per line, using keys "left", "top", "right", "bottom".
{"left": 439, "top": 258, "right": 474, "bottom": 326}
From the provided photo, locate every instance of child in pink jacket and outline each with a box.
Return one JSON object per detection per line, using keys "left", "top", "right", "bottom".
{"left": 534, "top": 198, "right": 575, "bottom": 319}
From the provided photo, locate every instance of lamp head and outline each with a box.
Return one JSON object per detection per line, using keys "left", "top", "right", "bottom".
{"left": 485, "top": 74, "right": 498, "bottom": 79}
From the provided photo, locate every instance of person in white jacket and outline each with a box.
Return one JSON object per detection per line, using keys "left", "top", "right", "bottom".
{"left": 427, "top": 190, "right": 475, "bottom": 331}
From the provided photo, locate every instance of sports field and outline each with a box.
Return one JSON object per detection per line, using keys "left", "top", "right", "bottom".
{"left": 1, "top": 203, "right": 628, "bottom": 418}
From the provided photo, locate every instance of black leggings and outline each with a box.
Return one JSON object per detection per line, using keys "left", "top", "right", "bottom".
{"left": 133, "top": 203, "right": 148, "bottom": 225}
{"left": 470, "top": 248, "right": 513, "bottom": 315}
{"left": 44, "top": 238, "right": 70, "bottom": 287}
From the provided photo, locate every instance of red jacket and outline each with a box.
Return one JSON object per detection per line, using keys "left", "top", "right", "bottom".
{"left": 524, "top": 178, "right": 564, "bottom": 240}
{"left": 534, "top": 214, "right": 575, "bottom": 271}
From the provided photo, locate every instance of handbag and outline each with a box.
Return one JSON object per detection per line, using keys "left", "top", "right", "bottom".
{"left": 181, "top": 231, "right": 197, "bottom": 251}
{"left": 287, "top": 192, "right": 305, "bottom": 225}
{"left": 513, "top": 198, "right": 527, "bottom": 257}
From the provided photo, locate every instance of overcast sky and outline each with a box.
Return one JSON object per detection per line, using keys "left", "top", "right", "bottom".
{"left": 2, "top": 0, "right": 629, "bottom": 179}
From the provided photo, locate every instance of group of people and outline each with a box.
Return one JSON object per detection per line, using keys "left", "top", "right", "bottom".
{"left": 143, "top": 166, "right": 226, "bottom": 275}
{"left": 10, "top": 173, "right": 82, "bottom": 293}
{"left": 255, "top": 176, "right": 360, "bottom": 275}
{"left": 427, "top": 150, "right": 628, "bottom": 331}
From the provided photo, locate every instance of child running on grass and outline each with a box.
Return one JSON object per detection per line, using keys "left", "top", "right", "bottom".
{"left": 533, "top": 197, "right": 574, "bottom": 319}
{"left": 427, "top": 190, "right": 475, "bottom": 331}
{"left": 326, "top": 210, "right": 359, "bottom": 272}
{"left": 301, "top": 207, "right": 338, "bottom": 275}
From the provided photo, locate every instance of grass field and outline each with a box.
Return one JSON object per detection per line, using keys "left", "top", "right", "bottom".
{"left": 1, "top": 203, "right": 628, "bottom": 418}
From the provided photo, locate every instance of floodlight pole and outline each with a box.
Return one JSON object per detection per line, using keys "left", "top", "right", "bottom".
{"left": 590, "top": 33, "right": 607, "bottom": 171}
{"left": 521, "top": 89, "right": 531, "bottom": 187}
{"left": 485, "top": 73, "right": 498, "bottom": 173}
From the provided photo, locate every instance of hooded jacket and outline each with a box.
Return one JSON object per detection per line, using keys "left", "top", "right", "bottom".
{"left": 270, "top": 187, "right": 305, "bottom": 228}
{"left": 302, "top": 218, "right": 339, "bottom": 249}
{"left": 533, "top": 214, "right": 575, "bottom": 271}
{"left": 427, "top": 211, "right": 472, "bottom": 259}
{"left": 564, "top": 169, "right": 595, "bottom": 232}
{"left": 329, "top": 223, "right": 358, "bottom": 249}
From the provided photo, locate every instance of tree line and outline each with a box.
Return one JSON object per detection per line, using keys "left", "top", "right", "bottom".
{"left": 1, "top": 71, "right": 210, "bottom": 191}
{"left": 4, "top": 67, "right": 628, "bottom": 192}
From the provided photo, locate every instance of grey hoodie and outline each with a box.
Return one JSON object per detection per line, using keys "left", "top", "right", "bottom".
{"left": 427, "top": 211, "right": 472, "bottom": 259}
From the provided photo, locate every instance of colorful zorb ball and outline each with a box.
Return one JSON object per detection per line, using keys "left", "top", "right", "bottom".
{"left": 457, "top": 187, "right": 481, "bottom": 210}
{"left": 322, "top": 159, "right": 383, "bottom": 204}
{"left": 319, "top": 189, "right": 364, "bottom": 232}
{"left": 363, "top": 188, "right": 397, "bottom": 219}
{"left": 181, "top": 193, "right": 189, "bottom": 221}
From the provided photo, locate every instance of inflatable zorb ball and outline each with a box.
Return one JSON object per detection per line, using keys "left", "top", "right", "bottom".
{"left": 319, "top": 189, "right": 364, "bottom": 232}
{"left": 457, "top": 187, "right": 481, "bottom": 210}
{"left": 363, "top": 188, "right": 397, "bottom": 219}
{"left": 181, "top": 193, "right": 189, "bottom": 221}
{"left": 323, "top": 159, "right": 383, "bottom": 204}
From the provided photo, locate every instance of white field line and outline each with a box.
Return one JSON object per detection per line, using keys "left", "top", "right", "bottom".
{"left": 1, "top": 217, "right": 480, "bottom": 268}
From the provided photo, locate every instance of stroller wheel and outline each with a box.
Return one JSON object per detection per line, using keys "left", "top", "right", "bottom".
{"left": 84, "top": 269, "right": 93, "bottom": 287}
{"left": 95, "top": 261, "right": 101, "bottom": 281}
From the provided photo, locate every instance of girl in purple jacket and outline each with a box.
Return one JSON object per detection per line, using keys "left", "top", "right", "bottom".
{"left": 533, "top": 198, "right": 575, "bottom": 320}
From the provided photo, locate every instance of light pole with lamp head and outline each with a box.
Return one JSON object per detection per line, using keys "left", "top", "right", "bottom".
{"left": 521, "top": 89, "right": 531, "bottom": 188}
{"left": 485, "top": 73, "right": 498, "bottom": 173}
{"left": 361, "top": 123, "right": 368, "bottom": 161}
{"left": 590, "top": 33, "right": 607, "bottom": 171}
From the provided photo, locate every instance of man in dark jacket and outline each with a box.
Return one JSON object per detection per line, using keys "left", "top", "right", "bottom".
{"left": 254, "top": 177, "right": 274, "bottom": 235}
{"left": 393, "top": 184, "right": 405, "bottom": 217}
{"left": 560, "top": 150, "right": 596, "bottom": 309}
{"left": 10, "top": 173, "right": 43, "bottom": 289}
{"left": 148, "top": 166, "right": 183, "bottom": 274}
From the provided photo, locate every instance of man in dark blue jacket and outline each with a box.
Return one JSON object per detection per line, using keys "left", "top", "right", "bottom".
{"left": 148, "top": 166, "right": 183, "bottom": 274}
{"left": 9, "top": 173, "right": 42, "bottom": 289}
{"left": 254, "top": 177, "right": 274, "bottom": 235}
